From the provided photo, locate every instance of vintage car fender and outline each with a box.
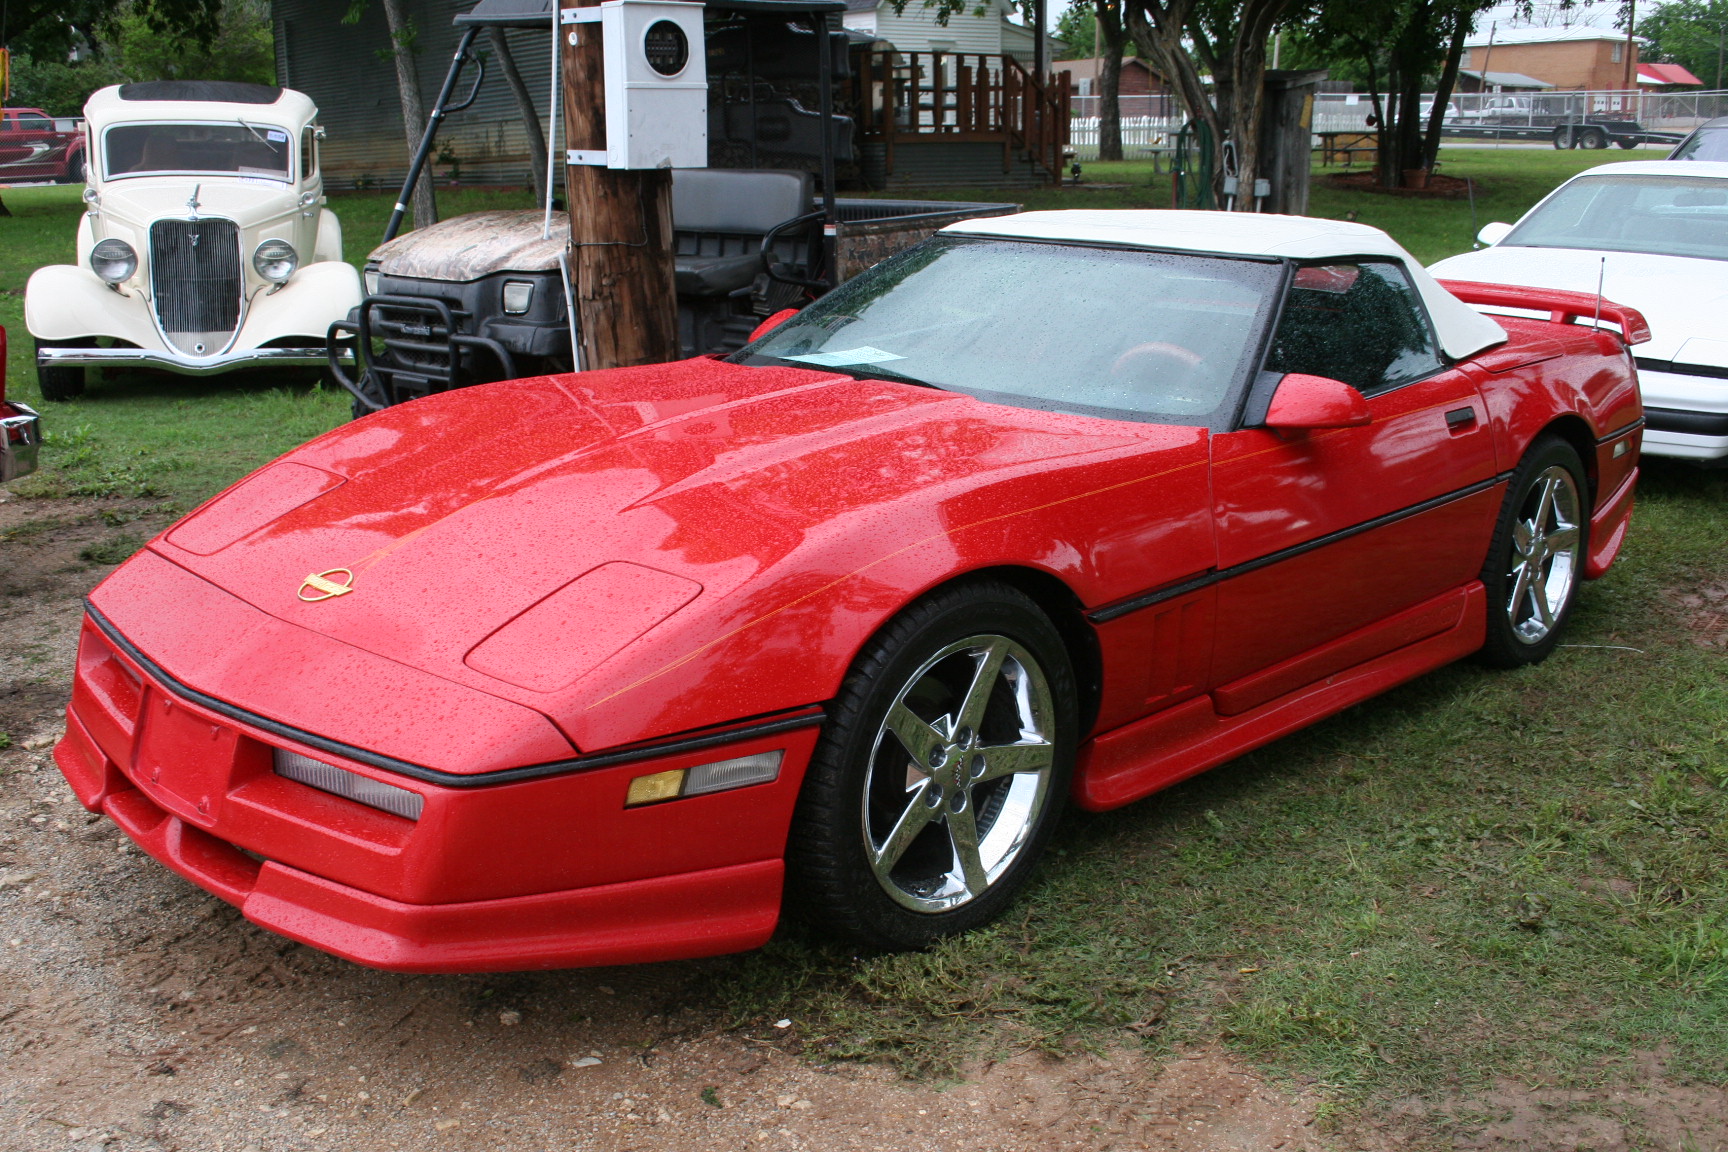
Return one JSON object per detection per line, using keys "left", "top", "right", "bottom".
{"left": 26, "top": 260, "right": 362, "bottom": 352}
{"left": 232, "top": 261, "right": 363, "bottom": 350}
{"left": 314, "top": 210, "right": 343, "bottom": 265}
{"left": 25, "top": 263, "right": 162, "bottom": 348}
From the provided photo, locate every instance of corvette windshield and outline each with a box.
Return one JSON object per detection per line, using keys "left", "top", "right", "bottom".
{"left": 1504, "top": 174, "right": 1728, "bottom": 261}
{"left": 733, "top": 236, "right": 1282, "bottom": 424}
{"left": 104, "top": 122, "right": 292, "bottom": 180}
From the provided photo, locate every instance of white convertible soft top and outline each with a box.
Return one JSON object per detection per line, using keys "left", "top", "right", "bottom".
{"left": 944, "top": 210, "right": 1508, "bottom": 362}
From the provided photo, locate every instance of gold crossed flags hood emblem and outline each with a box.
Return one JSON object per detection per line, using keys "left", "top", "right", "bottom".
{"left": 298, "top": 568, "right": 355, "bottom": 601}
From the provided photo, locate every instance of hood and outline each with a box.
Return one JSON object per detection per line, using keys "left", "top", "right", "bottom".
{"left": 1429, "top": 244, "right": 1728, "bottom": 362}
{"left": 371, "top": 210, "right": 569, "bottom": 279}
{"left": 147, "top": 360, "right": 1165, "bottom": 728}
{"left": 94, "top": 176, "right": 302, "bottom": 234}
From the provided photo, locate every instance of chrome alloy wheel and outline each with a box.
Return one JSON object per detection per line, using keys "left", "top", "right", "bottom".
{"left": 862, "top": 634, "right": 1057, "bottom": 913}
{"left": 1506, "top": 464, "right": 1584, "bottom": 645}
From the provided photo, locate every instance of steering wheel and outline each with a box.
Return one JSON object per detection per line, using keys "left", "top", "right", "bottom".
{"left": 1108, "top": 342, "right": 1209, "bottom": 410}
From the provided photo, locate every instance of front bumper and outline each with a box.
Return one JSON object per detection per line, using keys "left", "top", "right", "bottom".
{"left": 1638, "top": 366, "right": 1728, "bottom": 462}
{"left": 1, "top": 400, "right": 42, "bottom": 483}
{"left": 54, "top": 611, "right": 818, "bottom": 972}
{"left": 37, "top": 346, "right": 351, "bottom": 377}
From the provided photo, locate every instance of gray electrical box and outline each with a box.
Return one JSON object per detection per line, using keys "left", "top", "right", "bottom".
{"left": 563, "top": 0, "right": 708, "bottom": 170}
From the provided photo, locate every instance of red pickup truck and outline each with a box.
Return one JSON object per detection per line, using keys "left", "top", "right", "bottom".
{"left": 0, "top": 107, "right": 87, "bottom": 184}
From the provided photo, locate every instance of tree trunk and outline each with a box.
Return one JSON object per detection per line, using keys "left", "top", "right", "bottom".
{"left": 1097, "top": 1, "right": 1128, "bottom": 162}
{"left": 1423, "top": 11, "right": 1469, "bottom": 170}
{"left": 380, "top": 0, "right": 437, "bottom": 231}
{"left": 490, "top": 28, "right": 549, "bottom": 205}
{"left": 562, "top": 0, "right": 682, "bottom": 370}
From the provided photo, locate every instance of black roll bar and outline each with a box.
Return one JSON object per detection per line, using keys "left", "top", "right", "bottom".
{"left": 383, "top": 26, "right": 488, "bottom": 243}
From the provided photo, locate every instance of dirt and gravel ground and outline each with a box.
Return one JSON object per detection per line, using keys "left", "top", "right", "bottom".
{"left": 4, "top": 490, "right": 1725, "bottom": 1152}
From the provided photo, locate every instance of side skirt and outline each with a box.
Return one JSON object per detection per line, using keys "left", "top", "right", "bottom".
{"left": 1072, "top": 582, "right": 1487, "bottom": 812}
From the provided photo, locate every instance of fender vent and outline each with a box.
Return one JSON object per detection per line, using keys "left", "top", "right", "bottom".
{"left": 150, "top": 218, "right": 242, "bottom": 355}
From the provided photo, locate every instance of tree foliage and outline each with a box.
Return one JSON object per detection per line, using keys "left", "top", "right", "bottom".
{"left": 1300, "top": 0, "right": 1495, "bottom": 188}
{"left": 1638, "top": 0, "right": 1728, "bottom": 88}
{"left": 2, "top": 0, "right": 264, "bottom": 118}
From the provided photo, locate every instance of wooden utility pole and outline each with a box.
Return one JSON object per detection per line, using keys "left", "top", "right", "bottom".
{"left": 560, "top": 0, "right": 682, "bottom": 370}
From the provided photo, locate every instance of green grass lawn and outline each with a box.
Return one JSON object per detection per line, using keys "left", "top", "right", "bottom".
{"left": 3, "top": 149, "right": 1724, "bottom": 1145}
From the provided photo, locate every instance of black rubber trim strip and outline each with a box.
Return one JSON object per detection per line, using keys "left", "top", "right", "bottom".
{"left": 1086, "top": 471, "right": 1514, "bottom": 624}
{"left": 1596, "top": 417, "right": 1644, "bottom": 445}
{"left": 1644, "top": 408, "right": 1728, "bottom": 437}
{"left": 1636, "top": 357, "right": 1728, "bottom": 382}
{"left": 82, "top": 601, "right": 825, "bottom": 789}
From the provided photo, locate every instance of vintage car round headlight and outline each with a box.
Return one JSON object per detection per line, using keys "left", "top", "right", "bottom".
{"left": 253, "top": 238, "right": 299, "bottom": 283}
{"left": 89, "top": 238, "right": 137, "bottom": 283}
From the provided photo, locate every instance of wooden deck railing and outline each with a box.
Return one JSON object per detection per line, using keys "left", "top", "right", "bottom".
{"left": 852, "top": 51, "right": 1071, "bottom": 184}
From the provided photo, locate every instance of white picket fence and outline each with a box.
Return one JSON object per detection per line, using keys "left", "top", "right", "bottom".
{"left": 1068, "top": 115, "right": 1182, "bottom": 160}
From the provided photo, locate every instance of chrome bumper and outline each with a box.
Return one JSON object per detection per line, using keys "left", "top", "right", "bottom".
{"left": 35, "top": 346, "right": 353, "bottom": 377}
{"left": 2, "top": 401, "right": 43, "bottom": 484}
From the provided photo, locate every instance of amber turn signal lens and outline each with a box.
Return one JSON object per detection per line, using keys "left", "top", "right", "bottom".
{"left": 625, "top": 751, "right": 783, "bottom": 807}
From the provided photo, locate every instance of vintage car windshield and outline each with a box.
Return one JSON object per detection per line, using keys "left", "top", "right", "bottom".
{"left": 1503, "top": 174, "right": 1728, "bottom": 261}
{"left": 733, "top": 236, "right": 1283, "bottom": 425}
{"left": 103, "top": 122, "right": 293, "bottom": 180}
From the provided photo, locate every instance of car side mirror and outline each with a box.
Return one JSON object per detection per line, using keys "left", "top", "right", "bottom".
{"left": 1264, "top": 373, "right": 1371, "bottom": 431}
{"left": 748, "top": 308, "right": 799, "bottom": 343}
{"left": 1476, "top": 221, "right": 1513, "bottom": 247}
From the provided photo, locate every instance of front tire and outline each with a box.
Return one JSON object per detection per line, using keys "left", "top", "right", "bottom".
{"left": 786, "top": 581, "right": 1077, "bottom": 950}
{"left": 35, "top": 339, "right": 88, "bottom": 401}
{"left": 1477, "top": 436, "right": 1588, "bottom": 668}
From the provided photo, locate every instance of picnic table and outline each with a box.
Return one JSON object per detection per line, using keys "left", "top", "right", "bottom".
{"left": 1315, "top": 131, "right": 1378, "bottom": 168}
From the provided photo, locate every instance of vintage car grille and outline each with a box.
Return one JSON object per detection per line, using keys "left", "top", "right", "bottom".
{"left": 150, "top": 218, "right": 242, "bottom": 355}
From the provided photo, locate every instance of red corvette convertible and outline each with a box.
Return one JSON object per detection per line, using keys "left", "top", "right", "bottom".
{"left": 55, "top": 211, "right": 1648, "bottom": 972}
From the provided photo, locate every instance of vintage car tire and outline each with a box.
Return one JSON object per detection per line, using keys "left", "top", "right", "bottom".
{"left": 1476, "top": 436, "right": 1589, "bottom": 669}
{"left": 786, "top": 580, "right": 1077, "bottom": 951}
{"left": 34, "top": 339, "right": 88, "bottom": 402}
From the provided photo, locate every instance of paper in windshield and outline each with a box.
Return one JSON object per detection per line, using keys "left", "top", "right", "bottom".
{"left": 782, "top": 346, "right": 907, "bottom": 367}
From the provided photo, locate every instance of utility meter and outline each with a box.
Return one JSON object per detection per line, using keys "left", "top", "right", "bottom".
{"left": 562, "top": 0, "right": 707, "bottom": 170}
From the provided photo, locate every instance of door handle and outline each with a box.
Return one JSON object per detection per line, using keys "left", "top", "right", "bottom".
{"left": 1445, "top": 406, "right": 1477, "bottom": 431}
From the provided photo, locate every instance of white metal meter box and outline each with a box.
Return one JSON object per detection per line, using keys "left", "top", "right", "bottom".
{"left": 562, "top": 0, "right": 707, "bottom": 170}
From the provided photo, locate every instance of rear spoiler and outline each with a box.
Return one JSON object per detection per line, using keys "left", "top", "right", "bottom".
{"left": 1438, "top": 279, "right": 1652, "bottom": 346}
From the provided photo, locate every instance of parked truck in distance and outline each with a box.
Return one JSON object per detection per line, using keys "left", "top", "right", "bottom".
{"left": 0, "top": 108, "right": 88, "bottom": 183}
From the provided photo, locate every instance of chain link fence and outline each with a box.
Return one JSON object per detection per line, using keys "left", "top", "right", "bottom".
{"left": 1066, "top": 88, "right": 1725, "bottom": 160}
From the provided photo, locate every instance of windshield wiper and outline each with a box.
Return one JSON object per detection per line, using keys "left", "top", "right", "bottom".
{"left": 820, "top": 363, "right": 942, "bottom": 389}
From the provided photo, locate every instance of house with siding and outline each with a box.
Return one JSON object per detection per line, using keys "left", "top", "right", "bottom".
{"left": 840, "top": 0, "right": 1035, "bottom": 61}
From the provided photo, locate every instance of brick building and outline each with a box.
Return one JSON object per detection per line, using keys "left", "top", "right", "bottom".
{"left": 1462, "top": 25, "right": 1642, "bottom": 91}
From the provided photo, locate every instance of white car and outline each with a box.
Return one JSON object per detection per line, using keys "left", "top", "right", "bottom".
{"left": 25, "top": 81, "right": 362, "bottom": 400}
{"left": 1430, "top": 160, "right": 1728, "bottom": 463}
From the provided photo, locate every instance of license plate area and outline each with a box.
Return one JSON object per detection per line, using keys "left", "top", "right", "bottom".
{"left": 133, "top": 693, "right": 240, "bottom": 828}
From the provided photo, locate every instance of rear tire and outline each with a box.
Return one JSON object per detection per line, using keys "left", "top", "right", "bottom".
{"left": 1476, "top": 436, "right": 1589, "bottom": 669}
{"left": 35, "top": 339, "right": 88, "bottom": 401}
{"left": 786, "top": 580, "right": 1077, "bottom": 951}
{"left": 1616, "top": 138, "right": 1639, "bottom": 150}
{"left": 1581, "top": 126, "right": 1609, "bottom": 149}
